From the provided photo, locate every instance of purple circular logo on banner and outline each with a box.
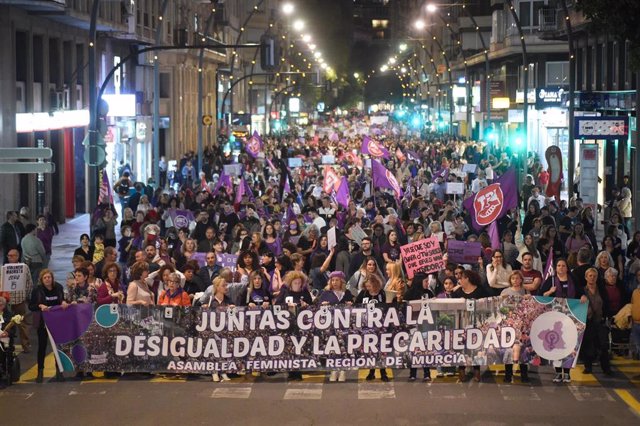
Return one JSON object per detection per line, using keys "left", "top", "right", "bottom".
{"left": 174, "top": 214, "right": 189, "bottom": 229}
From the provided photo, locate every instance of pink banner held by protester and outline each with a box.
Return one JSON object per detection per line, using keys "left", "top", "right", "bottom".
{"left": 323, "top": 166, "right": 341, "bottom": 194}
{"left": 400, "top": 237, "right": 445, "bottom": 279}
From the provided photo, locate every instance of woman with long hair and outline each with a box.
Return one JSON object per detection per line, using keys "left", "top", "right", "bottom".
{"left": 486, "top": 249, "right": 513, "bottom": 296}
{"left": 384, "top": 261, "right": 405, "bottom": 303}
{"left": 263, "top": 222, "right": 283, "bottom": 256}
{"left": 602, "top": 236, "right": 625, "bottom": 280}
{"left": 540, "top": 258, "right": 581, "bottom": 384}
{"left": 381, "top": 230, "right": 401, "bottom": 264}
{"left": 347, "top": 256, "right": 385, "bottom": 296}
{"left": 234, "top": 250, "right": 260, "bottom": 285}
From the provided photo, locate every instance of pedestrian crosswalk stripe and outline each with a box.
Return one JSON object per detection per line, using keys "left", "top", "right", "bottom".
{"left": 358, "top": 382, "right": 396, "bottom": 399}
{"left": 211, "top": 386, "right": 253, "bottom": 399}
{"left": 614, "top": 389, "right": 640, "bottom": 416}
{"left": 19, "top": 353, "right": 56, "bottom": 383}
{"left": 284, "top": 384, "right": 323, "bottom": 399}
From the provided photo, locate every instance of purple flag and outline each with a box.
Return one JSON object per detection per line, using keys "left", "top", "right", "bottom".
{"left": 213, "top": 171, "right": 233, "bottom": 197}
{"left": 488, "top": 221, "right": 501, "bottom": 250}
{"left": 406, "top": 150, "right": 422, "bottom": 164}
{"left": 168, "top": 209, "right": 196, "bottom": 229}
{"left": 336, "top": 176, "right": 351, "bottom": 209}
{"left": 372, "top": 159, "right": 403, "bottom": 200}
{"left": 243, "top": 178, "right": 255, "bottom": 202}
{"left": 283, "top": 205, "right": 296, "bottom": 225}
{"left": 245, "top": 130, "right": 263, "bottom": 158}
{"left": 463, "top": 168, "right": 518, "bottom": 232}
{"left": 234, "top": 177, "right": 246, "bottom": 205}
{"left": 543, "top": 250, "right": 555, "bottom": 282}
{"left": 432, "top": 167, "right": 449, "bottom": 181}
{"left": 361, "top": 136, "right": 390, "bottom": 159}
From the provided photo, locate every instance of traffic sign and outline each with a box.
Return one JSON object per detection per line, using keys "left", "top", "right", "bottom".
{"left": 0, "top": 162, "right": 55, "bottom": 174}
{"left": 0, "top": 148, "right": 53, "bottom": 160}
{"left": 84, "top": 145, "right": 106, "bottom": 167}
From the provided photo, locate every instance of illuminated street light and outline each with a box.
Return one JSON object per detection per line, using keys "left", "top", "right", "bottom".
{"left": 388, "top": 57, "right": 396, "bottom": 64}
{"left": 353, "top": 72, "right": 360, "bottom": 79}
{"left": 401, "top": 67, "right": 407, "bottom": 74}
{"left": 414, "top": 19, "right": 426, "bottom": 30}
{"left": 426, "top": 4, "right": 437, "bottom": 13}
{"left": 314, "top": 51, "right": 322, "bottom": 59}
{"left": 380, "top": 64, "right": 389, "bottom": 72}
{"left": 308, "top": 43, "right": 316, "bottom": 51}
{"left": 321, "top": 63, "right": 328, "bottom": 69}
{"left": 293, "top": 19, "right": 305, "bottom": 31}
{"left": 399, "top": 43, "right": 408, "bottom": 52}
{"left": 282, "top": 3, "right": 294, "bottom": 15}
{"left": 302, "top": 34, "right": 311, "bottom": 42}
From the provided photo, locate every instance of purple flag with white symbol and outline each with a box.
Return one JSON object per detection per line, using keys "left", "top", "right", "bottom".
{"left": 372, "top": 159, "right": 402, "bottom": 200}
{"left": 463, "top": 168, "right": 518, "bottom": 232}
{"left": 361, "top": 136, "right": 390, "bottom": 159}
{"left": 245, "top": 130, "right": 263, "bottom": 158}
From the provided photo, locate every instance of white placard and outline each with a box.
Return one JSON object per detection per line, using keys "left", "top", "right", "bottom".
{"left": 446, "top": 182, "right": 465, "bottom": 195}
{"left": 327, "top": 227, "right": 337, "bottom": 251}
{"left": 462, "top": 164, "right": 477, "bottom": 174}
{"left": 1, "top": 263, "right": 28, "bottom": 292}
{"left": 223, "top": 164, "right": 243, "bottom": 177}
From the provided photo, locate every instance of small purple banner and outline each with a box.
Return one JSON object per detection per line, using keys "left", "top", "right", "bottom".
{"left": 446, "top": 240, "right": 482, "bottom": 265}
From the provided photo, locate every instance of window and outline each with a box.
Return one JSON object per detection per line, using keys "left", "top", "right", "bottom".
{"left": 160, "top": 73, "right": 170, "bottom": 99}
{"left": 371, "top": 19, "right": 388, "bottom": 29}
{"left": 546, "top": 61, "right": 569, "bottom": 86}
{"left": 517, "top": 0, "right": 546, "bottom": 28}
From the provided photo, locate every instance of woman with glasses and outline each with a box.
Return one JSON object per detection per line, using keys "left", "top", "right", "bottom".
{"left": 486, "top": 249, "right": 513, "bottom": 296}
{"left": 157, "top": 272, "right": 191, "bottom": 307}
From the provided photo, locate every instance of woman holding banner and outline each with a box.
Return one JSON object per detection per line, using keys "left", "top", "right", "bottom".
{"left": 384, "top": 262, "right": 405, "bottom": 303}
{"left": 347, "top": 256, "right": 384, "bottom": 297}
{"left": 404, "top": 272, "right": 435, "bottom": 382}
{"left": 29, "top": 269, "right": 67, "bottom": 383}
{"left": 540, "top": 258, "right": 581, "bottom": 384}
{"left": 157, "top": 273, "right": 191, "bottom": 307}
{"left": 453, "top": 270, "right": 488, "bottom": 382}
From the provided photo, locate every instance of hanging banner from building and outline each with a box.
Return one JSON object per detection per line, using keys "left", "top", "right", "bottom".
{"left": 42, "top": 296, "right": 587, "bottom": 374}
{"left": 575, "top": 117, "right": 628, "bottom": 140}
{"left": 399, "top": 237, "right": 445, "bottom": 279}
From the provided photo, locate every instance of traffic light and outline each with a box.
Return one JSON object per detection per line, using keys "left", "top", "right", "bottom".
{"left": 260, "top": 35, "right": 279, "bottom": 71}
{"left": 484, "top": 125, "right": 496, "bottom": 143}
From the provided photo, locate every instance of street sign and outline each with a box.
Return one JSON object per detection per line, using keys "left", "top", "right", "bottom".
{"left": 0, "top": 162, "right": 55, "bottom": 174}
{"left": 0, "top": 148, "right": 53, "bottom": 160}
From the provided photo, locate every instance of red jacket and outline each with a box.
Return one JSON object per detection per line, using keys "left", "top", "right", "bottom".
{"left": 158, "top": 289, "right": 191, "bottom": 307}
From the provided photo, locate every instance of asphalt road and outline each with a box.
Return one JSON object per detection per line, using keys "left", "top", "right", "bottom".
{"left": 2, "top": 357, "right": 640, "bottom": 425}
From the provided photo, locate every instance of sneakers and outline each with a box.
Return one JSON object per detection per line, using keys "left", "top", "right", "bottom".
{"left": 329, "top": 371, "right": 338, "bottom": 382}
{"left": 552, "top": 373, "right": 563, "bottom": 383}
{"left": 220, "top": 373, "right": 230, "bottom": 382}
{"left": 408, "top": 375, "right": 417, "bottom": 382}
{"left": 338, "top": 371, "right": 346, "bottom": 382}
{"left": 212, "top": 373, "right": 220, "bottom": 382}
{"left": 422, "top": 375, "right": 431, "bottom": 382}
{"left": 562, "top": 374, "right": 571, "bottom": 383}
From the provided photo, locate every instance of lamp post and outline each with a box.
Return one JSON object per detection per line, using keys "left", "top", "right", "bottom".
{"left": 152, "top": 0, "right": 170, "bottom": 186}
{"left": 504, "top": 0, "right": 529, "bottom": 188}
{"left": 560, "top": 0, "right": 575, "bottom": 197}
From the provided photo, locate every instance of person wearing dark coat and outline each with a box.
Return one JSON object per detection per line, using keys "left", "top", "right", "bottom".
{"left": 404, "top": 272, "right": 434, "bottom": 382}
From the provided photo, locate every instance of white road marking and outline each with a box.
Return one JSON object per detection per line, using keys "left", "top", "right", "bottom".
{"left": 358, "top": 383, "right": 396, "bottom": 399}
{"left": 284, "top": 384, "right": 323, "bottom": 400}
{"left": 210, "top": 386, "right": 253, "bottom": 399}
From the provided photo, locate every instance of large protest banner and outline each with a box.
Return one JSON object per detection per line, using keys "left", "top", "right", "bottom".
{"left": 43, "top": 296, "right": 587, "bottom": 374}
{"left": 400, "top": 237, "right": 445, "bottom": 278}
{"left": 447, "top": 240, "right": 482, "bottom": 265}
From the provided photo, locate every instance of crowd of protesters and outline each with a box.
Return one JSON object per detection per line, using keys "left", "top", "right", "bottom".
{"left": 2, "top": 117, "right": 640, "bottom": 385}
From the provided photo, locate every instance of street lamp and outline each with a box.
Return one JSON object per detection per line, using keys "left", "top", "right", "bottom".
{"left": 399, "top": 43, "right": 408, "bottom": 52}
{"left": 426, "top": 4, "right": 437, "bottom": 13}
{"left": 308, "top": 43, "right": 316, "bottom": 51}
{"left": 302, "top": 34, "right": 311, "bottom": 42}
{"left": 353, "top": 72, "right": 360, "bottom": 79}
{"left": 380, "top": 64, "right": 388, "bottom": 72}
{"left": 414, "top": 19, "right": 426, "bottom": 30}
{"left": 282, "top": 3, "right": 294, "bottom": 15}
{"left": 401, "top": 67, "right": 407, "bottom": 74}
{"left": 314, "top": 51, "right": 322, "bottom": 59}
{"left": 293, "top": 19, "right": 305, "bottom": 32}
{"left": 388, "top": 57, "right": 396, "bottom": 64}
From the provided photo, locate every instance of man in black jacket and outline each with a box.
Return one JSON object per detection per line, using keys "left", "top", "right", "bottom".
{"left": 0, "top": 211, "right": 22, "bottom": 264}
{"left": 349, "top": 237, "right": 384, "bottom": 276}
{"left": 197, "top": 252, "right": 219, "bottom": 286}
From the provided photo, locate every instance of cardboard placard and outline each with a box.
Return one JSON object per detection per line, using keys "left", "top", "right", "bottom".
{"left": 446, "top": 240, "right": 482, "bottom": 265}
{"left": 399, "top": 237, "right": 445, "bottom": 279}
